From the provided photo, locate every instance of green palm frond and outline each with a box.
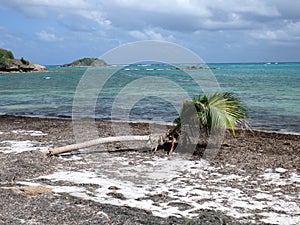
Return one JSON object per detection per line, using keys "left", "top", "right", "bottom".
{"left": 174, "top": 92, "right": 248, "bottom": 136}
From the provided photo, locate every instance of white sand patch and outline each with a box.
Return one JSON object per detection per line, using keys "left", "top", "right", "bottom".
{"left": 275, "top": 167, "right": 288, "bottom": 173}
{"left": 18, "top": 181, "right": 42, "bottom": 186}
{"left": 0, "top": 140, "right": 48, "bottom": 153}
{"left": 260, "top": 170, "right": 300, "bottom": 186}
{"left": 255, "top": 193, "right": 273, "bottom": 199}
{"left": 259, "top": 212, "right": 300, "bottom": 225}
{"left": 31, "top": 154, "right": 300, "bottom": 224}
{"left": 12, "top": 130, "right": 48, "bottom": 136}
{"left": 290, "top": 172, "right": 300, "bottom": 184}
{"left": 51, "top": 186, "right": 89, "bottom": 199}
{"left": 59, "top": 155, "right": 86, "bottom": 162}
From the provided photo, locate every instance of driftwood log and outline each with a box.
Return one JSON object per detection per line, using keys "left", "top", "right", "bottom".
{"left": 48, "top": 130, "right": 180, "bottom": 156}
{"left": 48, "top": 135, "right": 153, "bottom": 156}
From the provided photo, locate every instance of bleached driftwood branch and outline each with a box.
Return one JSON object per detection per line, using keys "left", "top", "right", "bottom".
{"left": 48, "top": 135, "right": 164, "bottom": 156}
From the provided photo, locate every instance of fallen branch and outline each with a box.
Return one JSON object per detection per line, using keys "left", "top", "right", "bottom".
{"left": 48, "top": 135, "right": 158, "bottom": 156}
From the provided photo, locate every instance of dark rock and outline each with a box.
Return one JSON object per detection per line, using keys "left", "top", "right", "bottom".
{"left": 0, "top": 59, "right": 46, "bottom": 73}
{"left": 107, "top": 192, "right": 127, "bottom": 200}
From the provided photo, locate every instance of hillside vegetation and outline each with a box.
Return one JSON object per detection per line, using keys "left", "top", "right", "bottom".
{"left": 61, "top": 58, "right": 108, "bottom": 67}
{"left": 0, "top": 48, "right": 15, "bottom": 65}
{"left": 0, "top": 48, "right": 46, "bottom": 73}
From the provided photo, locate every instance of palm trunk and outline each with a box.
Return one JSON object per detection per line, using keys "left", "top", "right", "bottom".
{"left": 48, "top": 135, "right": 152, "bottom": 156}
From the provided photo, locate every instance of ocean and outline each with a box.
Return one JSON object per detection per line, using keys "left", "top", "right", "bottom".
{"left": 0, "top": 62, "right": 299, "bottom": 133}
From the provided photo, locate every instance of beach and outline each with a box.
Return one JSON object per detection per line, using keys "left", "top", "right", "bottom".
{"left": 0, "top": 115, "right": 299, "bottom": 224}
{"left": 2, "top": 1, "right": 300, "bottom": 224}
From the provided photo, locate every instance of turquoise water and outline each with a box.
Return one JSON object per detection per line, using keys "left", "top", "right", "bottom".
{"left": 0, "top": 63, "right": 299, "bottom": 132}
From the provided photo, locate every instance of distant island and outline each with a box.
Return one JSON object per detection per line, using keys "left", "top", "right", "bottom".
{"left": 173, "top": 65, "right": 218, "bottom": 70}
{"left": 61, "top": 58, "right": 108, "bottom": 67}
{"left": 0, "top": 48, "right": 46, "bottom": 73}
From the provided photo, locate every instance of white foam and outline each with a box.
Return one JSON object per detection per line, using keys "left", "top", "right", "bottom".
{"left": 18, "top": 181, "right": 42, "bottom": 186}
{"left": 35, "top": 165, "right": 300, "bottom": 224}
{"left": 255, "top": 193, "right": 273, "bottom": 199}
{"left": 25, "top": 155, "right": 300, "bottom": 224}
{"left": 259, "top": 212, "right": 300, "bottom": 225}
{"left": 260, "top": 171, "right": 300, "bottom": 186}
{"left": 275, "top": 167, "right": 288, "bottom": 173}
{"left": 51, "top": 186, "right": 89, "bottom": 199}
{"left": 0, "top": 140, "right": 48, "bottom": 153}
{"left": 290, "top": 172, "right": 300, "bottom": 184}
{"left": 12, "top": 130, "right": 48, "bottom": 136}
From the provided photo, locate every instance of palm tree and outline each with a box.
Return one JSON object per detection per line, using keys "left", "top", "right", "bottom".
{"left": 49, "top": 92, "right": 247, "bottom": 157}
{"left": 169, "top": 92, "right": 248, "bottom": 155}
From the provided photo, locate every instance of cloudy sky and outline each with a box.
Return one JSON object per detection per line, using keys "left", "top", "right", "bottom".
{"left": 0, "top": 0, "right": 299, "bottom": 64}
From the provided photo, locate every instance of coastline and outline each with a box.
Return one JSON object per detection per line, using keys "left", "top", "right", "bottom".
{"left": 0, "top": 70, "right": 51, "bottom": 74}
{"left": 1, "top": 62, "right": 299, "bottom": 135}
{"left": 0, "top": 115, "right": 299, "bottom": 224}
{"left": 1, "top": 114, "right": 300, "bottom": 135}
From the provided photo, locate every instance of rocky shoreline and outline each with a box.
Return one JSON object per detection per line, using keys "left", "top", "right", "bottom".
{"left": 0, "top": 115, "right": 299, "bottom": 224}
{"left": 0, "top": 48, "right": 46, "bottom": 74}
{"left": 0, "top": 60, "right": 46, "bottom": 74}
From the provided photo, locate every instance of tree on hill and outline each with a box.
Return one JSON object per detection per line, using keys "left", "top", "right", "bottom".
{"left": 0, "top": 48, "right": 15, "bottom": 66}
{"left": 61, "top": 58, "right": 108, "bottom": 67}
{"left": 0, "top": 48, "right": 45, "bottom": 73}
{"left": 20, "top": 57, "right": 30, "bottom": 65}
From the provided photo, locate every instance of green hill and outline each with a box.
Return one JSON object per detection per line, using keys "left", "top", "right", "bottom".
{"left": 0, "top": 48, "right": 15, "bottom": 66}
{"left": 0, "top": 48, "right": 46, "bottom": 73}
{"left": 61, "top": 58, "right": 108, "bottom": 67}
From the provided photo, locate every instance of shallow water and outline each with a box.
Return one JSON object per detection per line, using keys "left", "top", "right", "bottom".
{"left": 0, "top": 62, "right": 299, "bottom": 132}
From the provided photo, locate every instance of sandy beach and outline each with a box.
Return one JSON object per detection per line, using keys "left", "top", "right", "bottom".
{"left": 0, "top": 115, "right": 299, "bottom": 224}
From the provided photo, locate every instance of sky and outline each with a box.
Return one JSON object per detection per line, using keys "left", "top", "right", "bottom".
{"left": 0, "top": 0, "right": 299, "bottom": 65}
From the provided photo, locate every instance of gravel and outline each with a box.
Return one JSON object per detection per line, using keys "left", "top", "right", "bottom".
{"left": 0, "top": 115, "right": 299, "bottom": 224}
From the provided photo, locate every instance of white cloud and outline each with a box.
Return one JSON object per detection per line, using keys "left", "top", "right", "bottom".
{"left": 251, "top": 21, "right": 300, "bottom": 42}
{"left": 3, "top": 0, "right": 90, "bottom": 10}
{"left": 1, "top": 0, "right": 300, "bottom": 63}
{"left": 1, "top": 0, "right": 111, "bottom": 29}
{"left": 211, "top": 0, "right": 280, "bottom": 17}
{"left": 1, "top": 0, "right": 298, "bottom": 35}
{"left": 76, "top": 10, "right": 111, "bottom": 28}
{"left": 103, "top": 0, "right": 282, "bottom": 31}
{"left": 1, "top": 0, "right": 284, "bottom": 32}
{"left": 36, "top": 30, "right": 62, "bottom": 42}
{"left": 110, "top": 0, "right": 211, "bottom": 17}
{"left": 129, "top": 29, "right": 174, "bottom": 41}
